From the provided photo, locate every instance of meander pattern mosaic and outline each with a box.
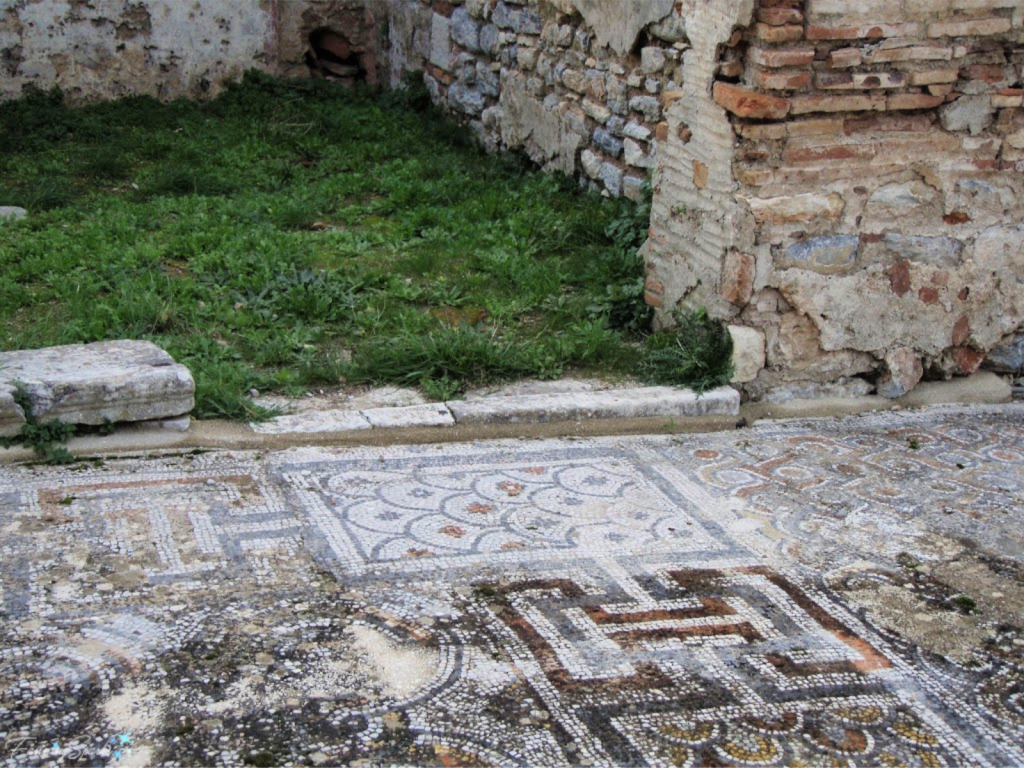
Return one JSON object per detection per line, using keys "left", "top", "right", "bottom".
{"left": 1, "top": 406, "right": 1023, "bottom": 766}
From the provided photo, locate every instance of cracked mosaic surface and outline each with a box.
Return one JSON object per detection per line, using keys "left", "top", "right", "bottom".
{"left": 1, "top": 406, "right": 1022, "bottom": 766}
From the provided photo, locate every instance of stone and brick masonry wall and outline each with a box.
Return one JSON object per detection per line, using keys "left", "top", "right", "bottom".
{"left": 642, "top": 0, "right": 1024, "bottom": 400}
{"left": 4, "top": 0, "right": 1022, "bottom": 400}
{"left": 391, "top": 0, "right": 1024, "bottom": 400}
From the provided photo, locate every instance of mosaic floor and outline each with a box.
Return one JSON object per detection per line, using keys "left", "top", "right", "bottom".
{"left": 1, "top": 405, "right": 1022, "bottom": 767}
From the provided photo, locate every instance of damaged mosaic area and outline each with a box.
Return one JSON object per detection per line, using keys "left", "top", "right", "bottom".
{"left": 1, "top": 406, "right": 1023, "bottom": 766}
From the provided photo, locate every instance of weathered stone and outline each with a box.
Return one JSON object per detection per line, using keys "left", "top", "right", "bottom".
{"left": 479, "top": 23, "right": 499, "bottom": 55}
{"left": 447, "top": 385, "right": 739, "bottom": 424}
{"left": 593, "top": 128, "right": 624, "bottom": 157}
{"left": 720, "top": 251, "right": 755, "bottom": 306}
{"left": 939, "top": 95, "right": 994, "bottom": 136}
{"left": 599, "top": 162, "right": 623, "bottom": 196}
{"left": 571, "top": 0, "right": 676, "bottom": 56}
{"left": 448, "top": 83, "right": 486, "bottom": 115}
{"left": 882, "top": 234, "right": 963, "bottom": 267}
{"left": 747, "top": 193, "right": 844, "bottom": 224}
{"left": 762, "top": 377, "right": 874, "bottom": 403}
{"left": 517, "top": 47, "right": 538, "bottom": 70}
{"left": 0, "top": 341, "right": 195, "bottom": 437}
{"left": 605, "top": 75, "right": 630, "bottom": 115}
{"left": 623, "top": 121, "right": 651, "bottom": 141}
{"left": 867, "top": 181, "right": 936, "bottom": 210}
{"left": 622, "top": 175, "right": 645, "bottom": 201}
{"left": 500, "top": 76, "right": 581, "bottom": 174}
{"left": 581, "top": 98, "right": 612, "bottom": 123}
{"left": 0, "top": 206, "right": 27, "bottom": 220}
{"left": 623, "top": 138, "right": 653, "bottom": 168}
{"left": 984, "top": 336, "right": 1024, "bottom": 373}
{"left": 430, "top": 13, "right": 451, "bottom": 71}
{"left": 728, "top": 325, "right": 765, "bottom": 384}
{"left": 973, "top": 225, "right": 1024, "bottom": 276}
{"left": 581, "top": 149, "right": 603, "bottom": 179}
{"left": 451, "top": 8, "right": 481, "bottom": 52}
{"left": 640, "top": 46, "right": 666, "bottom": 74}
{"left": 784, "top": 236, "right": 859, "bottom": 272}
{"left": 628, "top": 95, "right": 662, "bottom": 122}
{"left": 252, "top": 409, "right": 371, "bottom": 435}
{"left": 877, "top": 347, "right": 923, "bottom": 399}
{"left": 362, "top": 403, "right": 455, "bottom": 429}
{"left": 517, "top": 10, "right": 542, "bottom": 35}
{"left": 491, "top": 2, "right": 520, "bottom": 31}
{"left": 476, "top": 63, "right": 499, "bottom": 97}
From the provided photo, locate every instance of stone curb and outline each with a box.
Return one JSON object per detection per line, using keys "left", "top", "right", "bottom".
{"left": 250, "top": 385, "right": 740, "bottom": 435}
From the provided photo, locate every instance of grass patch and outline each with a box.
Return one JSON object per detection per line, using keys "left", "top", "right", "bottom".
{"left": 640, "top": 308, "right": 735, "bottom": 392}
{"left": 0, "top": 72, "right": 730, "bottom": 416}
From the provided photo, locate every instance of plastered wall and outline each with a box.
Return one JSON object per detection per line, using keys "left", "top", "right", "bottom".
{"left": 0, "top": 0, "right": 276, "bottom": 101}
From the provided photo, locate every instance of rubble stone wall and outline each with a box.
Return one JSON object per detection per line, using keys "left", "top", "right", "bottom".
{"left": 386, "top": 0, "right": 689, "bottom": 201}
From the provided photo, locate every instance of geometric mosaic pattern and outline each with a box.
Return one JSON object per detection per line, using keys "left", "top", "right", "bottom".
{"left": 0, "top": 405, "right": 1022, "bottom": 766}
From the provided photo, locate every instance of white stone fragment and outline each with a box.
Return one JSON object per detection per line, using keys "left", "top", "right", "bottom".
{"left": 446, "top": 386, "right": 739, "bottom": 424}
{"left": 728, "top": 326, "right": 765, "bottom": 384}
{"left": 361, "top": 404, "right": 455, "bottom": 429}
{"left": 0, "top": 206, "right": 27, "bottom": 220}
{"left": 429, "top": 13, "right": 451, "bottom": 71}
{"left": 0, "top": 341, "right": 194, "bottom": 438}
{"left": 251, "top": 409, "right": 372, "bottom": 435}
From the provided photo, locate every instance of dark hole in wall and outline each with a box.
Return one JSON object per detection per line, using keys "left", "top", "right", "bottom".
{"left": 306, "top": 28, "right": 366, "bottom": 87}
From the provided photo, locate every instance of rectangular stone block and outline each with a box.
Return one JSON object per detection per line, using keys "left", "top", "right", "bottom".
{"left": 362, "top": 404, "right": 455, "bottom": 429}
{"left": 430, "top": 13, "right": 452, "bottom": 71}
{"left": 251, "top": 409, "right": 372, "bottom": 435}
{"left": 447, "top": 386, "right": 740, "bottom": 424}
{"left": 928, "top": 17, "right": 1012, "bottom": 38}
{"left": 0, "top": 341, "right": 195, "bottom": 437}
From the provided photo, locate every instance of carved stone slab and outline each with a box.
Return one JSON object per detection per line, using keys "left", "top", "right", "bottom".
{"left": 0, "top": 341, "right": 194, "bottom": 437}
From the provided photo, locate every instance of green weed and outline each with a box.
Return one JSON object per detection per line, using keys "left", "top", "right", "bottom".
{"left": 951, "top": 595, "right": 977, "bottom": 614}
{"left": 640, "top": 308, "right": 735, "bottom": 392}
{"left": 0, "top": 384, "right": 76, "bottom": 464}
{"left": 0, "top": 176, "right": 77, "bottom": 211}
{"left": 0, "top": 72, "right": 674, "bottom": 417}
{"left": 347, "top": 326, "right": 534, "bottom": 394}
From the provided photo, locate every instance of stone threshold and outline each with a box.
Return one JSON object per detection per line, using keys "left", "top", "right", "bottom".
{"left": 249, "top": 385, "right": 741, "bottom": 435}
{"left": 0, "top": 373, "right": 1013, "bottom": 464}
